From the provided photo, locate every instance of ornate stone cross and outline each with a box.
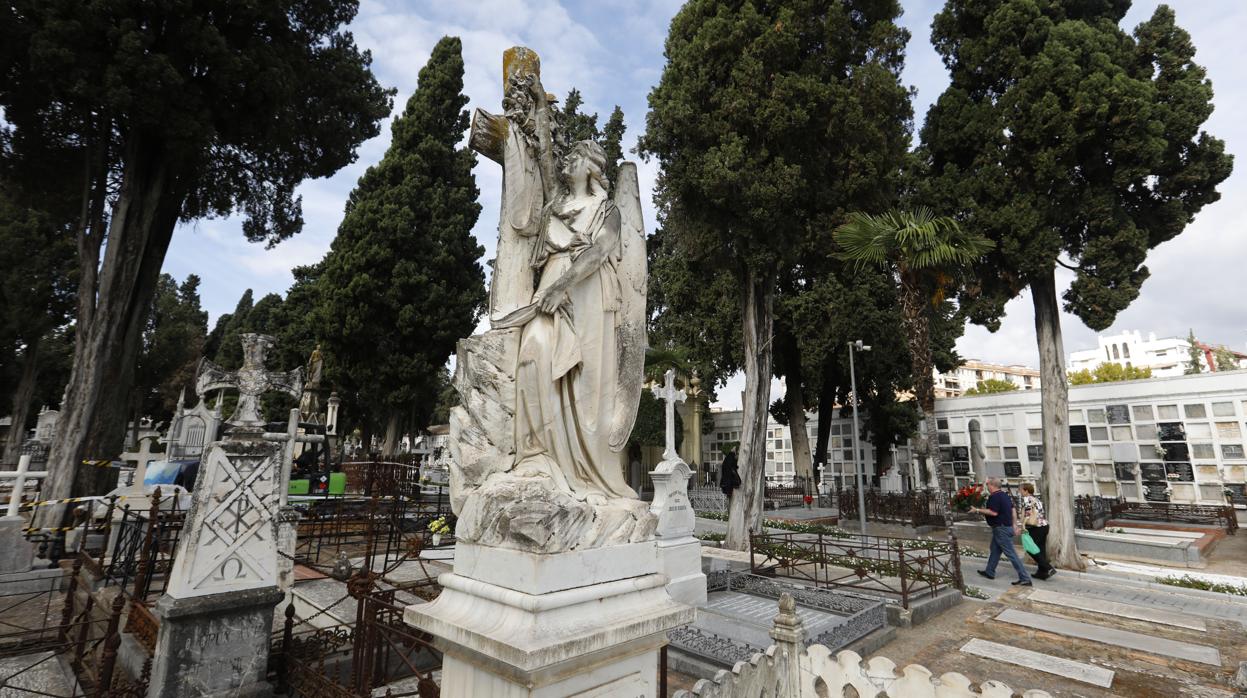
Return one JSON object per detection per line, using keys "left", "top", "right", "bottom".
{"left": 196, "top": 333, "right": 303, "bottom": 430}
{"left": 651, "top": 369, "right": 686, "bottom": 462}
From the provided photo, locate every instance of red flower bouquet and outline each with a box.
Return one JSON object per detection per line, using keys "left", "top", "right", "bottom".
{"left": 951, "top": 483, "right": 987, "bottom": 512}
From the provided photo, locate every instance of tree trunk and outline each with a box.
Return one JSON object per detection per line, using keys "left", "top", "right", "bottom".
{"left": 38, "top": 139, "right": 183, "bottom": 528}
{"left": 3, "top": 336, "right": 42, "bottom": 467}
{"left": 896, "top": 273, "right": 942, "bottom": 491}
{"left": 813, "top": 368, "right": 836, "bottom": 484}
{"left": 725, "top": 268, "right": 775, "bottom": 551}
{"left": 382, "top": 411, "right": 401, "bottom": 456}
{"left": 786, "top": 371, "right": 813, "bottom": 482}
{"left": 1032, "top": 268, "right": 1084, "bottom": 571}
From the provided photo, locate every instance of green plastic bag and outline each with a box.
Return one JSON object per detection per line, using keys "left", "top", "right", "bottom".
{"left": 1021, "top": 530, "right": 1040, "bottom": 555}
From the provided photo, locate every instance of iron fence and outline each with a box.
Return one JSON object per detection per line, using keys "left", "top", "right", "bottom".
{"left": 1073, "top": 495, "right": 1114, "bottom": 530}
{"left": 749, "top": 530, "right": 963, "bottom": 609}
{"left": 836, "top": 488, "right": 945, "bottom": 528}
{"left": 1108, "top": 498, "right": 1237, "bottom": 534}
{"left": 0, "top": 558, "right": 152, "bottom": 697}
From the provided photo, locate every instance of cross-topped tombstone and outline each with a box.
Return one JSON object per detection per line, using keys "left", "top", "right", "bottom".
{"left": 150, "top": 334, "right": 304, "bottom": 697}
{"left": 197, "top": 333, "right": 303, "bottom": 430}
{"left": 652, "top": 369, "right": 687, "bottom": 462}
{"left": 647, "top": 369, "right": 705, "bottom": 605}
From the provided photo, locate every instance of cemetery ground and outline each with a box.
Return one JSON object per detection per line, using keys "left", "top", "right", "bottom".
{"left": 684, "top": 505, "right": 1247, "bottom": 697}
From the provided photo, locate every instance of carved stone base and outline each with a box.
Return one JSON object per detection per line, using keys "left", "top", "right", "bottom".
{"left": 0, "top": 516, "right": 34, "bottom": 575}
{"left": 148, "top": 586, "right": 283, "bottom": 698}
{"left": 405, "top": 543, "right": 693, "bottom": 698}
{"left": 456, "top": 472, "right": 657, "bottom": 553}
{"left": 656, "top": 536, "right": 707, "bottom": 606}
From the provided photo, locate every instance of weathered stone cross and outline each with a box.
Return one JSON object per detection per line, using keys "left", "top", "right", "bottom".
{"left": 651, "top": 369, "right": 686, "bottom": 462}
{"left": 196, "top": 333, "right": 303, "bottom": 430}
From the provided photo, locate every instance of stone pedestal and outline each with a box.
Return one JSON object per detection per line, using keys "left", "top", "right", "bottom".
{"left": 649, "top": 457, "right": 707, "bottom": 606}
{"left": 0, "top": 515, "right": 34, "bottom": 575}
{"left": 406, "top": 541, "right": 693, "bottom": 698}
{"left": 148, "top": 586, "right": 283, "bottom": 697}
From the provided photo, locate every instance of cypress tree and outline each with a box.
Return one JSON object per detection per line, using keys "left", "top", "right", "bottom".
{"left": 643, "top": 0, "right": 913, "bottom": 549}
{"left": 317, "top": 36, "right": 485, "bottom": 453}
{"left": 921, "top": 1, "right": 1232, "bottom": 568}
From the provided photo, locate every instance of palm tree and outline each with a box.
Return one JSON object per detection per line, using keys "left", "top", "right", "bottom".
{"left": 834, "top": 208, "right": 994, "bottom": 492}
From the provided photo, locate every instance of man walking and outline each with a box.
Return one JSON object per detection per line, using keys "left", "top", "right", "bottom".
{"left": 970, "top": 477, "right": 1031, "bottom": 586}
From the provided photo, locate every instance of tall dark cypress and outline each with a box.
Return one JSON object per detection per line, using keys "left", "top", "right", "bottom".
{"left": 317, "top": 36, "right": 485, "bottom": 450}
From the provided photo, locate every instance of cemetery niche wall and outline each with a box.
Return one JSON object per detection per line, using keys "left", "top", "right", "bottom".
{"left": 928, "top": 371, "right": 1247, "bottom": 506}
{"left": 404, "top": 46, "right": 692, "bottom": 698}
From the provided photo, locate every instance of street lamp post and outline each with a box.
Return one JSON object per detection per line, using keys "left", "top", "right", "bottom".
{"left": 848, "top": 340, "right": 871, "bottom": 535}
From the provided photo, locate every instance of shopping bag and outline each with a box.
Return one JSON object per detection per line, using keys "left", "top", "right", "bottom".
{"left": 1021, "top": 531, "right": 1040, "bottom": 555}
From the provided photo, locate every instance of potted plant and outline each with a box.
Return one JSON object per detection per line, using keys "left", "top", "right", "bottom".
{"left": 428, "top": 516, "right": 451, "bottom": 546}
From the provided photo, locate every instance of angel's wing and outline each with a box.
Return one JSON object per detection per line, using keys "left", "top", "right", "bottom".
{"left": 607, "top": 162, "right": 649, "bottom": 452}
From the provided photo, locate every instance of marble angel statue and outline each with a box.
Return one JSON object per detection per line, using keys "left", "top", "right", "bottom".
{"left": 452, "top": 47, "right": 652, "bottom": 551}
{"left": 501, "top": 138, "right": 647, "bottom": 504}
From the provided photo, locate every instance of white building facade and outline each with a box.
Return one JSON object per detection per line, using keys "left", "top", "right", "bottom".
{"left": 1068, "top": 330, "right": 1246, "bottom": 377}
{"left": 933, "top": 360, "right": 1041, "bottom": 398}
{"left": 703, "top": 409, "right": 914, "bottom": 491}
{"left": 705, "top": 370, "right": 1247, "bottom": 506}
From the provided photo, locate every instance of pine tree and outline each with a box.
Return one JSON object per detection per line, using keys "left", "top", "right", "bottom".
{"left": 317, "top": 36, "right": 485, "bottom": 454}
{"left": 1184, "top": 329, "right": 1204, "bottom": 374}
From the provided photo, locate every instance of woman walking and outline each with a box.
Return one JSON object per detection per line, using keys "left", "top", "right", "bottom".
{"left": 1020, "top": 482, "right": 1056, "bottom": 580}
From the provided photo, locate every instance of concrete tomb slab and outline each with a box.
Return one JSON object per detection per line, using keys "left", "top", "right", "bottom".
{"left": 1028, "top": 588, "right": 1206, "bottom": 631}
{"left": 960, "top": 638, "right": 1115, "bottom": 688}
{"left": 996, "top": 608, "right": 1221, "bottom": 666}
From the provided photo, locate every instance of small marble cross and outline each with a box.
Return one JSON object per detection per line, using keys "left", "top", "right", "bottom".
{"left": 651, "top": 369, "right": 686, "bottom": 462}
{"left": 197, "top": 334, "right": 303, "bottom": 430}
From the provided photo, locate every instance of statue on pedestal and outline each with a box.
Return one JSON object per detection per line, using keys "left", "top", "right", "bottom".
{"left": 451, "top": 46, "right": 651, "bottom": 552}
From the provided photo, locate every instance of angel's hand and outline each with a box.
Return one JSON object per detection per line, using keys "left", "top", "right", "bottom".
{"left": 535, "top": 287, "right": 567, "bottom": 314}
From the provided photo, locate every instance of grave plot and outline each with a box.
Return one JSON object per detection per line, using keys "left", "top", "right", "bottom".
{"left": 668, "top": 571, "right": 888, "bottom": 673}
{"left": 900, "top": 583, "right": 1247, "bottom": 696}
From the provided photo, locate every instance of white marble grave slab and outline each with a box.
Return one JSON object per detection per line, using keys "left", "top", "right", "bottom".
{"left": 960, "top": 638, "right": 1115, "bottom": 687}
{"left": 996, "top": 609, "right": 1221, "bottom": 666}
{"left": 1029, "top": 589, "right": 1206, "bottom": 630}
{"left": 1112, "top": 527, "right": 1204, "bottom": 540}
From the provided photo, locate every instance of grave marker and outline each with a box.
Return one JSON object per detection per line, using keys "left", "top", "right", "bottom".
{"left": 149, "top": 334, "right": 304, "bottom": 697}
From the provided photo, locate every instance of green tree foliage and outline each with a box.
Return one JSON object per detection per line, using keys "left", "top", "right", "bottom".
{"left": 317, "top": 36, "right": 485, "bottom": 445}
{"left": 0, "top": 171, "right": 76, "bottom": 463}
{"left": 642, "top": 0, "right": 914, "bottom": 548}
{"left": 210, "top": 290, "right": 256, "bottom": 370}
{"left": 601, "top": 107, "right": 627, "bottom": 191}
{"left": 1184, "top": 329, "right": 1204, "bottom": 374}
{"left": 1068, "top": 363, "right": 1153, "bottom": 385}
{"left": 559, "top": 89, "right": 600, "bottom": 143}
{"left": 271, "top": 265, "right": 324, "bottom": 374}
{"left": 1213, "top": 347, "right": 1240, "bottom": 372}
{"left": 133, "top": 275, "right": 208, "bottom": 428}
{"left": 1, "top": 0, "right": 392, "bottom": 507}
{"left": 921, "top": 1, "right": 1232, "bottom": 569}
{"left": 834, "top": 208, "right": 992, "bottom": 485}
{"left": 630, "top": 391, "right": 684, "bottom": 452}
{"left": 964, "top": 378, "right": 1020, "bottom": 395}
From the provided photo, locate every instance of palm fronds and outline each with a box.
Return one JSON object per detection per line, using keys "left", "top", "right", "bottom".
{"left": 833, "top": 207, "right": 994, "bottom": 274}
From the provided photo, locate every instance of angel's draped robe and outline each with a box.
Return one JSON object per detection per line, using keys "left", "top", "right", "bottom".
{"left": 514, "top": 195, "right": 637, "bottom": 499}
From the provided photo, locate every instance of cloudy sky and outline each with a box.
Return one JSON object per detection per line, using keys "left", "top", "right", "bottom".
{"left": 161, "top": 0, "right": 1247, "bottom": 409}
